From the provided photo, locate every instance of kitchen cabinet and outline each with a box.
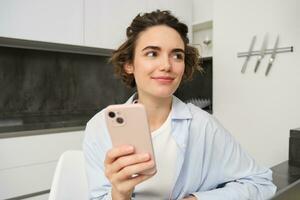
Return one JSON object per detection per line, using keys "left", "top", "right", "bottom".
{"left": 0, "top": 130, "right": 84, "bottom": 199}
{"left": 84, "top": 0, "right": 193, "bottom": 49}
{"left": 0, "top": 0, "right": 193, "bottom": 49}
{"left": 192, "top": 21, "right": 213, "bottom": 58}
{"left": 191, "top": 0, "right": 213, "bottom": 58}
{"left": 0, "top": 0, "right": 84, "bottom": 46}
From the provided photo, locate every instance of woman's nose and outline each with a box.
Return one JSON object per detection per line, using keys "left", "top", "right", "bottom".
{"left": 159, "top": 55, "right": 172, "bottom": 71}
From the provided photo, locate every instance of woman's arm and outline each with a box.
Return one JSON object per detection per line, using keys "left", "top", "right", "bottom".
{"left": 183, "top": 110, "right": 277, "bottom": 200}
{"left": 190, "top": 116, "right": 276, "bottom": 200}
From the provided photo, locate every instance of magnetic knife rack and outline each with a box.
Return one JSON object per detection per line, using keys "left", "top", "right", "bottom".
{"left": 237, "top": 46, "right": 293, "bottom": 57}
{"left": 238, "top": 34, "right": 294, "bottom": 76}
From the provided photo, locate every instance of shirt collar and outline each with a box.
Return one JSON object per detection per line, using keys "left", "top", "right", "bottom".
{"left": 125, "top": 93, "right": 138, "bottom": 104}
{"left": 125, "top": 93, "right": 192, "bottom": 120}
{"left": 171, "top": 96, "right": 192, "bottom": 120}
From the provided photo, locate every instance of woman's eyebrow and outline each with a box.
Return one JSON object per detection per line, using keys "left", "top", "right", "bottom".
{"left": 142, "top": 46, "right": 184, "bottom": 53}
{"left": 172, "top": 48, "right": 185, "bottom": 54}
{"left": 142, "top": 46, "right": 161, "bottom": 51}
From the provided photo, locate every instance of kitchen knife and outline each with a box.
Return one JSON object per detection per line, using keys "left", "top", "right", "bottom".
{"left": 254, "top": 34, "right": 268, "bottom": 73}
{"left": 265, "top": 36, "right": 279, "bottom": 76}
{"left": 241, "top": 36, "right": 256, "bottom": 73}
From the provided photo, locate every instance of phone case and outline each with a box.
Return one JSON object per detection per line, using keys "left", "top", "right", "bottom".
{"left": 105, "top": 103, "right": 156, "bottom": 175}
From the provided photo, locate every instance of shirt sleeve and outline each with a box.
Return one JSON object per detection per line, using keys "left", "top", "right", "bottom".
{"left": 191, "top": 116, "right": 277, "bottom": 200}
{"left": 82, "top": 113, "right": 113, "bottom": 200}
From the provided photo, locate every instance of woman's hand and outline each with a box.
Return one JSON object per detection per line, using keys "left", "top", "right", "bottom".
{"left": 104, "top": 145, "right": 156, "bottom": 200}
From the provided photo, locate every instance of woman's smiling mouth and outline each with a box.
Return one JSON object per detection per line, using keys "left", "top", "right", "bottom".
{"left": 151, "top": 76, "right": 175, "bottom": 84}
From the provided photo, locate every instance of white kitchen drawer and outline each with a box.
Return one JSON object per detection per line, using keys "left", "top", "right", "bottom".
{"left": 0, "top": 130, "right": 84, "bottom": 170}
{"left": 0, "top": 161, "right": 56, "bottom": 200}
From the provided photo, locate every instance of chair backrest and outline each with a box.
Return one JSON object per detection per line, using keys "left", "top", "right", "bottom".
{"left": 48, "top": 150, "right": 88, "bottom": 200}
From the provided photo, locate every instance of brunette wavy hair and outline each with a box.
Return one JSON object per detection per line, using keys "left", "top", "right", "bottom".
{"left": 110, "top": 10, "right": 201, "bottom": 88}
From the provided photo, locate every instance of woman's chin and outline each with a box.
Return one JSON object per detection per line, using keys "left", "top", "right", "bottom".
{"left": 137, "top": 84, "right": 179, "bottom": 99}
{"left": 152, "top": 89, "right": 177, "bottom": 99}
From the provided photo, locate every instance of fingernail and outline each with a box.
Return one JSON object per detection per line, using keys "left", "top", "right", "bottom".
{"left": 127, "top": 146, "right": 134, "bottom": 151}
{"left": 142, "top": 153, "right": 150, "bottom": 159}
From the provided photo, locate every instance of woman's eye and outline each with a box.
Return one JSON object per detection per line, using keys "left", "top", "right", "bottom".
{"left": 172, "top": 53, "right": 184, "bottom": 60}
{"left": 146, "top": 51, "right": 157, "bottom": 57}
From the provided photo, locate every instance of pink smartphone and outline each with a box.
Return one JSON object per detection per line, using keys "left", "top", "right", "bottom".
{"left": 105, "top": 103, "right": 156, "bottom": 175}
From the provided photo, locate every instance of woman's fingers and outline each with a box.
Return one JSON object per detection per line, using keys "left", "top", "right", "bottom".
{"left": 104, "top": 145, "right": 134, "bottom": 165}
{"left": 119, "top": 159, "right": 156, "bottom": 179}
{"left": 109, "top": 158, "right": 155, "bottom": 184}
{"left": 111, "top": 153, "right": 150, "bottom": 172}
{"left": 104, "top": 146, "right": 156, "bottom": 197}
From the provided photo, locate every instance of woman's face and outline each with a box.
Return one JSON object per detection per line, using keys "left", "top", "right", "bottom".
{"left": 125, "top": 25, "right": 185, "bottom": 99}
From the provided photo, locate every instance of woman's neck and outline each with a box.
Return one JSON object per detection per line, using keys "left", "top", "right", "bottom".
{"left": 136, "top": 92, "right": 172, "bottom": 132}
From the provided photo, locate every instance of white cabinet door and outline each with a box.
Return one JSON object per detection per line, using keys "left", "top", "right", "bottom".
{"left": 84, "top": 0, "right": 147, "bottom": 49}
{"left": 0, "top": 0, "right": 84, "bottom": 45}
{"left": 0, "top": 131, "right": 84, "bottom": 199}
{"left": 0, "top": 161, "right": 56, "bottom": 199}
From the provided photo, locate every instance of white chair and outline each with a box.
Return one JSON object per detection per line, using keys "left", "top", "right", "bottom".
{"left": 49, "top": 150, "right": 89, "bottom": 200}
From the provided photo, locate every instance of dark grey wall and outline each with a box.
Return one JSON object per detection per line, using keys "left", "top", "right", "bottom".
{"left": 0, "top": 47, "right": 133, "bottom": 118}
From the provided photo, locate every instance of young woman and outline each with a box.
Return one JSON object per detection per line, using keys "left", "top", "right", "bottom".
{"left": 83, "top": 10, "right": 276, "bottom": 200}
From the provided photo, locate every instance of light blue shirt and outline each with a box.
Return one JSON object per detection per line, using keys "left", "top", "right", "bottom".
{"left": 83, "top": 94, "right": 276, "bottom": 200}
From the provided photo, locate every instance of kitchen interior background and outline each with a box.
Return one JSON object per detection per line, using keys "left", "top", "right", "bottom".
{"left": 0, "top": 0, "right": 299, "bottom": 199}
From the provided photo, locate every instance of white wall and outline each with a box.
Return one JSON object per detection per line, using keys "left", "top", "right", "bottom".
{"left": 213, "top": 0, "right": 300, "bottom": 167}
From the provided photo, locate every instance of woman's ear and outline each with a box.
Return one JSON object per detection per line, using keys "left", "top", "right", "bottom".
{"left": 124, "top": 63, "right": 134, "bottom": 74}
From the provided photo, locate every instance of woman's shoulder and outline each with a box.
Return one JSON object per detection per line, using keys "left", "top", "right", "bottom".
{"left": 186, "top": 103, "right": 233, "bottom": 147}
{"left": 86, "top": 108, "right": 106, "bottom": 129}
{"left": 186, "top": 103, "right": 213, "bottom": 122}
{"left": 84, "top": 108, "right": 108, "bottom": 139}
{"left": 83, "top": 108, "right": 112, "bottom": 147}
{"left": 186, "top": 103, "right": 225, "bottom": 133}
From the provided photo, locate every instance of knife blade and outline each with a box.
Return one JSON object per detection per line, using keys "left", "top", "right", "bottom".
{"left": 265, "top": 36, "right": 279, "bottom": 76}
{"left": 241, "top": 36, "right": 256, "bottom": 73}
{"left": 254, "top": 34, "right": 268, "bottom": 73}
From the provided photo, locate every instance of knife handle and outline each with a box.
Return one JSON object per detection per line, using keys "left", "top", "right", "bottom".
{"left": 254, "top": 59, "right": 261, "bottom": 73}
{"left": 241, "top": 59, "right": 249, "bottom": 73}
{"left": 265, "top": 58, "right": 274, "bottom": 76}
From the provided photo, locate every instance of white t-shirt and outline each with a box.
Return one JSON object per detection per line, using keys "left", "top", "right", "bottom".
{"left": 134, "top": 112, "right": 178, "bottom": 200}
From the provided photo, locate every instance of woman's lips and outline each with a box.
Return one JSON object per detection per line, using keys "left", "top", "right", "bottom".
{"left": 151, "top": 76, "right": 175, "bottom": 84}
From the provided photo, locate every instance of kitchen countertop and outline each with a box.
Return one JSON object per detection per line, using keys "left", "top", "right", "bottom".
{"left": 271, "top": 160, "right": 300, "bottom": 192}
{"left": 0, "top": 108, "right": 212, "bottom": 138}
{"left": 0, "top": 114, "right": 90, "bottom": 138}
